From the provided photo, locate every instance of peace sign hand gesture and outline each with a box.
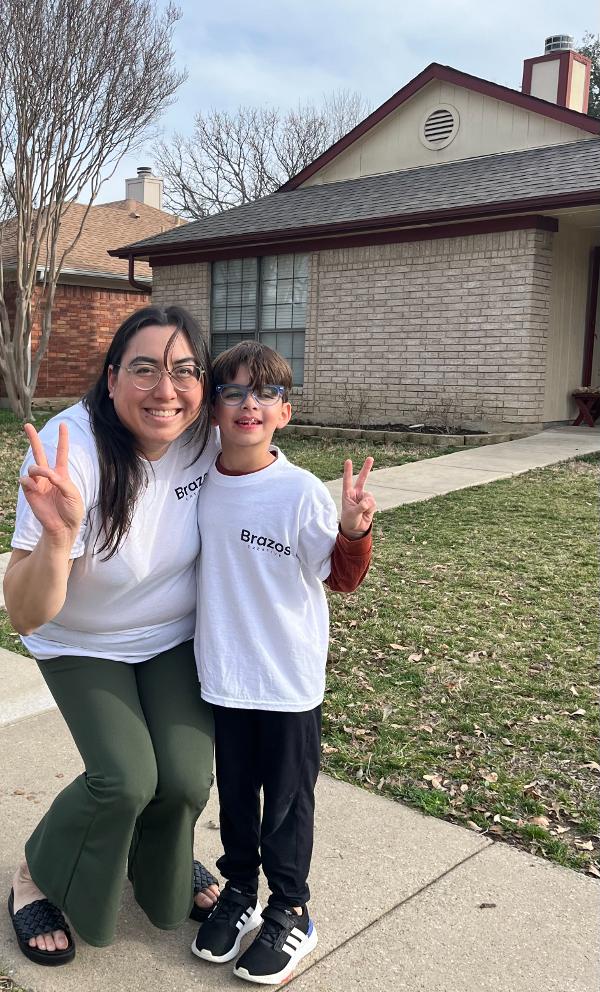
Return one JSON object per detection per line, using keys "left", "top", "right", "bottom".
{"left": 20, "top": 422, "right": 85, "bottom": 545}
{"left": 340, "top": 457, "right": 377, "bottom": 539}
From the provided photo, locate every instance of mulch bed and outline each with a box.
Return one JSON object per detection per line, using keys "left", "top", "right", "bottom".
{"left": 293, "top": 420, "right": 485, "bottom": 435}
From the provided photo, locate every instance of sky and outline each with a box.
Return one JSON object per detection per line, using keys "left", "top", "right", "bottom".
{"left": 97, "top": 0, "right": 600, "bottom": 203}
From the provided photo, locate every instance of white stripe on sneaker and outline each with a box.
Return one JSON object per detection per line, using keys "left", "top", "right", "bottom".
{"left": 234, "top": 921, "right": 318, "bottom": 984}
{"left": 236, "top": 909, "right": 252, "bottom": 931}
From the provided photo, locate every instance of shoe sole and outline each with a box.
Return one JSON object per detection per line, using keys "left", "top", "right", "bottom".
{"left": 233, "top": 923, "right": 318, "bottom": 984}
{"left": 192, "top": 902, "right": 263, "bottom": 964}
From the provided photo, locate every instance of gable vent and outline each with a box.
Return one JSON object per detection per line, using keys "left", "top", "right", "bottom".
{"left": 420, "top": 105, "right": 459, "bottom": 150}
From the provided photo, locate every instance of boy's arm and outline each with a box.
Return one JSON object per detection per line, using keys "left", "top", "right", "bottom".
{"left": 296, "top": 458, "right": 376, "bottom": 590}
{"left": 326, "top": 458, "right": 376, "bottom": 592}
{"left": 325, "top": 527, "right": 372, "bottom": 593}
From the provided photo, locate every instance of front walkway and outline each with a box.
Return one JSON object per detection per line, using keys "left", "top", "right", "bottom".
{"left": 325, "top": 426, "right": 600, "bottom": 510}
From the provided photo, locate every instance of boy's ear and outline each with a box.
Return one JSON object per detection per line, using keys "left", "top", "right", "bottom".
{"left": 276, "top": 401, "right": 292, "bottom": 430}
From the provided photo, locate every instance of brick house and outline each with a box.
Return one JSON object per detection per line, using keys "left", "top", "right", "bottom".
{"left": 1, "top": 168, "right": 184, "bottom": 401}
{"left": 110, "top": 40, "right": 600, "bottom": 431}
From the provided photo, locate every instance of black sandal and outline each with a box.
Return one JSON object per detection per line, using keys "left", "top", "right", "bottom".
{"left": 8, "top": 888, "right": 75, "bottom": 966}
{"left": 189, "top": 860, "right": 219, "bottom": 923}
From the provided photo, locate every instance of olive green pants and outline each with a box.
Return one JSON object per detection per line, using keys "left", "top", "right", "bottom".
{"left": 25, "top": 640, "right": 214, "bottom": 947}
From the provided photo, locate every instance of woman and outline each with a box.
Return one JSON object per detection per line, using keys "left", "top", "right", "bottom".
{"left": 4, "top": 305, "right": 221, "bottom": 964}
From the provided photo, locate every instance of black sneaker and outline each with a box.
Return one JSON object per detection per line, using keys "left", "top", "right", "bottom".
{"left": 191, "top": 886, "right": 262, "bottom": 964}
{"left": 233, "top": 905, "right": 318, "bottom": 984}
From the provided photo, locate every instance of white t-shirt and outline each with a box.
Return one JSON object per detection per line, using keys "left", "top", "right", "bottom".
{"left": 194, "top": 449, "right": 338, "bottom": 712}
{"left": 12, "top": 402, "right": 219, "bottom": 662}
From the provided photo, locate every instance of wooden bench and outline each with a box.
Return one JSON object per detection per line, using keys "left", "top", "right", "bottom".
{"left": 572, "top": 388, "right": 600, "bottom": 427}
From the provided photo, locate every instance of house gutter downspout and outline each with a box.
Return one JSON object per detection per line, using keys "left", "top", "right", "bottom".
{"left": 128, "top": 254, "right": 149, "bottom": 293}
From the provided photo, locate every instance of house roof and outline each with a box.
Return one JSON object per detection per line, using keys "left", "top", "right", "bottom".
{"left": 280, "top": 62, "right": 600, "bottom": 191}
{"left": 110, "top": 138, "right": 600, "bottom": 261}
{"left": 2, "top": 199, "right": 185, "bottom": 281}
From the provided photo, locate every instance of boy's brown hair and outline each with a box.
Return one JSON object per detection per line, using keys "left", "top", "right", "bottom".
{"left": 212, "top": 341, "right": 292, "bottom": 400}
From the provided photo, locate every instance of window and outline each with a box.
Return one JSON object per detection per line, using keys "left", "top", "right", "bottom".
{"left": 211, "top": 253, "right": 308, "bottom": 386}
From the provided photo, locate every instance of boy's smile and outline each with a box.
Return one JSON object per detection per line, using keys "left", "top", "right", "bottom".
{"left": 214, "top": 365, "right": 291, "bottom": 472}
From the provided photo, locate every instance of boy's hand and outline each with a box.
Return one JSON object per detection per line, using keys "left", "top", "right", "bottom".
{"left": 339, "top": 457, "right": 376, "bottom": 539}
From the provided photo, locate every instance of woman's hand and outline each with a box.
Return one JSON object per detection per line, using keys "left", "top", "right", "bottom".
{"left": 20, "top": 423, "right": 84, "bottom": 544}
{"left": 339, "top": 457, "right": 376, "bottom": 539}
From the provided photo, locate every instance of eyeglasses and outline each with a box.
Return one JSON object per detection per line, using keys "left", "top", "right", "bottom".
{"left": 113, "top": 363, "right": 205, "bottom": 391}
{"left": 215, "top": 384, "right": 286, "bottom": 406}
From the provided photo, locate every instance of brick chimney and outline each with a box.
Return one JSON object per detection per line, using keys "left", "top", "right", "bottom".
{"left": 522, "top": 35, "right": 592, "bottom": 114}
{"left": 125, "top": 166, "right": 164, "bottom": 210}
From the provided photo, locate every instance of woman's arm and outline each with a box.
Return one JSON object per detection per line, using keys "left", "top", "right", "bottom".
{"left": 3, "top": 423, "right": 84, "bottom": 634}
{"left": 4, "top": 546, "right": 75, "bottom": 635}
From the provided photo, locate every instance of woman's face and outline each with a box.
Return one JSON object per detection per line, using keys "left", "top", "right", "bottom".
{"left": 107, "top": 324, "right": 204, "bottom": 460}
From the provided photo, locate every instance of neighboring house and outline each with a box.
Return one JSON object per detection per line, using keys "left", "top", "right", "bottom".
{"left": 1, "top": 168, "right": 185, "bottom": 400}
{"left": 110, "top": 38, "right": 600, "bottom": 431}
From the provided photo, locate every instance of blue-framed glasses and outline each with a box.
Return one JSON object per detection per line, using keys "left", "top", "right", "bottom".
{"left": 215, "top": 384, "right": 286, "bottom": 406}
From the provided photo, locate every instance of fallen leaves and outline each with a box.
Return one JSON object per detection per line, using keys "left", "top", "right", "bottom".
{"left": 528, "top": 816, "right": 551, "bottom": 828}
{"left": 479, "top": 769, "right": 498, "bottom": 784}
{"left": 423, "top": 773, "right": 445, "bottom": 790}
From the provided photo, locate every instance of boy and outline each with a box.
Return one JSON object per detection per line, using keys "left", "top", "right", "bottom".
{"left": 192, "top": 341, "right": 375, "bottom": 984}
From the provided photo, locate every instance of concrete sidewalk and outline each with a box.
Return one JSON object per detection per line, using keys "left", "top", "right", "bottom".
{"left": 1, "top": 668, "right": 598, "bottom": 992}
{"left": 325, "top": 425, "right": 600, "bottom": 511}
{"left": 1, "top": 425, "right": 599, "bottom": 990}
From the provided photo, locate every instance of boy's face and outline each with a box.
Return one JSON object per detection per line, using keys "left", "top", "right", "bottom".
{"left": 213, "top": 364, "right": 291, "bottom": 454}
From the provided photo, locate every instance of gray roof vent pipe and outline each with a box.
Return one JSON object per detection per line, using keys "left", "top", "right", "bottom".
{"left": 544, "top": 35, "right": 573, "bottom": 53}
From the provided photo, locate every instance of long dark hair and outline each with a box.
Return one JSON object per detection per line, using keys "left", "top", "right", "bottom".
{"left": 83, "top": 305, "right": 213, "bottom": 559}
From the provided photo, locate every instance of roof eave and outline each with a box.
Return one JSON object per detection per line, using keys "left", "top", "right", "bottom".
{"left": 109, "top": 188, "right": 600, "bottom": 262}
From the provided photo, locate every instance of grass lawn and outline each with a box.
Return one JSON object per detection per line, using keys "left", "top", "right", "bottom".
{"left": 277, "top": 433, "right": 458, "bottom": 482}
{"left": 323, "top": 456, "right": 599, "bottom": 875}
{"left": 1, "top": 406, "right": 598, "bottom": 875}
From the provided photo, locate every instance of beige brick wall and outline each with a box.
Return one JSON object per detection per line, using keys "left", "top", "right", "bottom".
{"left": 152, "top": 262, "right": 212, "bottom": 343}
{"left": 150, "top": 229, "right": 554, "bottom": 431}
{"left": 302, "top": 229, "right": 553, "bottom": 430}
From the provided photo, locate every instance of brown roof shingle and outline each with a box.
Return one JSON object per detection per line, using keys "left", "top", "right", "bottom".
{"left": 2, "top": 198, "right": 185, "bottom": 280}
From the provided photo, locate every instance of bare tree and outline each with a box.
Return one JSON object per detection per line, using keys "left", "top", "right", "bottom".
{"left": 154, "top": 89, "right": 371, "bottom": 218}
{"left": 0, "top": 0, "right": 186, "bottom": 420}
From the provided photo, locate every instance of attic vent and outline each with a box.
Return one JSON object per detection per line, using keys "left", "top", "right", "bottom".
{"left": 420, "top": 105, "right": 459, "bottom": 150}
